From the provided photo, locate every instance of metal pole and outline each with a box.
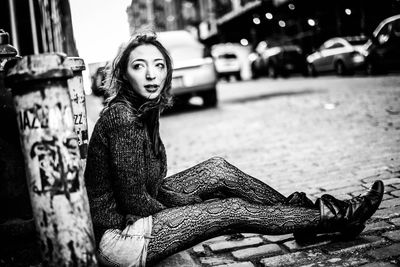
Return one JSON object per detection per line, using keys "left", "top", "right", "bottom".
{"left": 29, "top": 0, "right": 39, "bottom": 54}
{"left": 64, "top": 57, "right": 89, "bottom": 169}
{"left": 5, "top": 53, "right": 97, "bottom": 267}
{"left": 7, "top": 0, "right": 19, "bottom": 53}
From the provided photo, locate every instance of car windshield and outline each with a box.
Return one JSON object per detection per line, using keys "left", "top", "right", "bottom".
{"left": 157, "top": 31, "right": 204, "bottom": 61}
{"left": 346, "top": 37, "right": 368, "bottom": 46}
{"left": 218, "top": 53, "right": 237, "bottom": 59}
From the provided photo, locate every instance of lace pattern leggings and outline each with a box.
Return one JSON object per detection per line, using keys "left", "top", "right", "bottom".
{"left": 146, "top": 157, "right": 320, "bottom": 264}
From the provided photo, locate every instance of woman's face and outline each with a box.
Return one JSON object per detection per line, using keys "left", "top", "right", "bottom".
{"left": 125, "top": 44, "right": 167, "bottom": 99}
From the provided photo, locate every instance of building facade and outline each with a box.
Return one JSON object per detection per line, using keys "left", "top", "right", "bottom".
{"left": 0, "top": 0, "right": 77, "bottom": 57}
{"left": 126, "top": 0, "right": 203, "bottom": 34}
{"left": 199, "top": 0, "right": 400, "bottom": 52}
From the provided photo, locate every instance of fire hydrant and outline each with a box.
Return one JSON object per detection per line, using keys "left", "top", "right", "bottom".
{"left": 5, "top": 53, "right": 97, "bottom": 266}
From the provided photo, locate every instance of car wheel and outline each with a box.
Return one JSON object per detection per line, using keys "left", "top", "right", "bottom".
{"left": 365, "top": 61, "right": 374, "bottom": 75}
{"left": 301, "top": 67, "right": 309, "bottom": 77}
{"left": 335, "top": 61, "right": 346, "bottom": 76}
{"left": 251, "top": 64, "right": 259, "bottom": 79}
{"left": 267, "top": 65, "right": 277, "bottom": 78}
{"left": 173, "top": 95, "right": 191, "bottom": 107}
{"left": 365, "top": 60, "right": 380, "bottom": 76}
{"left": 201, "top": 88, "right": 218, "bottom": 107}
{"left": 280, "top": 70, "right": 289, "bottom": 78}
{"left": 235, "top": 72, "right": 242, "bottom": 81}
{"left": 307, "top": 63, "right": 317, "bottom": 77}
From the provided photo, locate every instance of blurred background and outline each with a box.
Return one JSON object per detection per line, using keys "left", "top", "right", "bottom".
{"left": 1, "top": 0, "right": 400, "bottom": 100}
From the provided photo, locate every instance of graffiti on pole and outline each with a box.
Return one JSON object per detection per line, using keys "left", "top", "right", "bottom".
{"left": 30, "top": 135, "right": 80, "bottom": 197}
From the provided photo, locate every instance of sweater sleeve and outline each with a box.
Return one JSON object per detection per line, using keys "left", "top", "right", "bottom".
{"left": 107, "top": 106, "right": 166, "bottom": 216}
{"left": 84, "top": 123, "right": 125, "bottom": 236}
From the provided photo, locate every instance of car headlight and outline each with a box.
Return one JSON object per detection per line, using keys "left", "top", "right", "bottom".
{"left": 248, "top": 53, "right": 258, "bottom": 62}
{"left": 352, "top": 53, "right": 365, "bottom": 63}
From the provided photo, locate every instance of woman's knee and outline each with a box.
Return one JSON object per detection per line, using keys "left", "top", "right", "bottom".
{"left": 206, "top": 156, "right": 229, "bottom": 169}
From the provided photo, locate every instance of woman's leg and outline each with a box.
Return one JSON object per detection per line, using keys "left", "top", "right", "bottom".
{"left": 149, "top": 180, "right": 383, "bottom": 264}
{"left": 147, "top": 198, "right": 319, "bottom": 264}
{"left": 161, "top": 157, "right": 286, "bottom": 205}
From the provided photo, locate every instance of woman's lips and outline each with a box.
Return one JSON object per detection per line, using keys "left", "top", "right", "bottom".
{"left": 144, "top": 85, "right": 159, "bottom": 93}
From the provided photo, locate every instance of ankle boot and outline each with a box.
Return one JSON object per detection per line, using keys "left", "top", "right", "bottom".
{"left": 318, "top": 180, "right": 384, "bottom": 237}
{"left": 286, "top": 192, "right": 318, "bottom": 242}
{"left": 294, "top": 180, "right": 384, "bottom": 242}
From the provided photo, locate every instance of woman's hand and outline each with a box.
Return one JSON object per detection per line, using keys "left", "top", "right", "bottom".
{"left": 125, "top": 214, "right": 141, "bottom": 225}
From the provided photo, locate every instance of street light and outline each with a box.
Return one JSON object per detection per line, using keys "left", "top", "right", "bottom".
{"left": 345, "top": 8, "right": 352, "bottom": 15}
{"left": 253, "top": 17, "right": 261, "bottom": 25}
{"left": 278, "top": 20, "right": 286, "bottom": 27}
{"left": 240, "top": 39, "right": 249, "bottom": 46}
{"left": 265, "top": 12, "right": 273, "bottom": 20}
{"left": 288, "top": 4, "right": 295, "bottom": 10}
{"left": 307, "top": 19, "right": 316, "bottom": 27}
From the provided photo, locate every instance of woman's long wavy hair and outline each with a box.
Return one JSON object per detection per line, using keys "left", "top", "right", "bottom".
{"left": 101, "top": 31, "right": 173, "bottom": 116}
{"left": 101, "top": 32, "right": 173, "bottom": 156}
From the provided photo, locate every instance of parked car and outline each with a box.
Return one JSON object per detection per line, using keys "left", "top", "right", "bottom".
{"left": 250, "top": 44, "right": 307, "bottom": 78}
{"left": 306, "top": 36, "right": 368, "bottom": 76}
{"left": 213, "top": 51, "right": 242, "bottom": 81}
{"left": 157, "top": 30, "right": 218, "bottom": 107}
{"left": 363, "top": 14, "right": 400, "bottom": 75}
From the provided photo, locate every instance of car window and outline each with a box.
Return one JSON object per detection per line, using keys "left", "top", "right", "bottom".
{"left": 378, "top": 24, "right": 390, "bottom": 37}
{"left": 218, "top": 53, "right": 237, "bottom": 59}
{"left": 376, "top": 19, "right": 400, "bottom": 44}
{"left": 321, "top": 39, "right": 337, "bottom": 49}
{"left": 377, "top": 24, "right": 390, "bottom": 44}
{"left": 347, "top": 39, "right": 368, "bottom": 45}
{"left": 393, "top": 20, "right": 400, "bottom": 36}
{"left": 330, "top": 42, "right": 344, "bottom": 48}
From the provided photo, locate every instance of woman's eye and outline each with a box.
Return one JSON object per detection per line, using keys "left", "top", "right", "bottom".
{"left": 132, "top": 64, "right": 144, "bottom": 70}
{"left": 156, "top": 63, "right": 165, "bottom": 69}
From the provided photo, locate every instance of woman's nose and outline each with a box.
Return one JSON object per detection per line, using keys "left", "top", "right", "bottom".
{"left": 146, "top": 67, "right": 156, "bottom": 80}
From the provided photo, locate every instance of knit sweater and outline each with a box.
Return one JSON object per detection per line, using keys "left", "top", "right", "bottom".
{"left": 84, "top": 102, "right": 167, "bottom": 242}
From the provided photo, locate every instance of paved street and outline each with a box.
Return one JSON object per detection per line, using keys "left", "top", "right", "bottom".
{"left": 157, "top": 75, "right": 400, "bottom": 198}
{"left": 146, "top": 75, "right": 400, "bottom": 267}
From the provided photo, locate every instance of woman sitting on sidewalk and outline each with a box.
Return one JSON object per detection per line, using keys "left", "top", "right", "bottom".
{"left": 84, "top": 32, "right": 384, "bottom": 267}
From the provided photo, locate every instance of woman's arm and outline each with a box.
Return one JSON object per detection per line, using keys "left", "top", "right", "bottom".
{"left": 87, "top": 190, "right": 125, "bottom": 230}
{"left": 108, "top": 107, "right": 166, "bottom": 216}
{"left": 84, "top": 126, "right": 126, "bottom": 232}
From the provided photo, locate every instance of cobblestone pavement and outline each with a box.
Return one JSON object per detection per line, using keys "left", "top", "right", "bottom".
{"left": 153, "top": 75, "right": 400, "bottom": 267}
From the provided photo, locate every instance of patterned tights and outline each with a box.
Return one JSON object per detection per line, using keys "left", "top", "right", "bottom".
{"left": 147, "top": 157, "right": 320, "bottom": 264}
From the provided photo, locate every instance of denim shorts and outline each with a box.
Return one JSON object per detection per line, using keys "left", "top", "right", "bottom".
{"left": 97, "top": 216, "right": 153, "bottom": 267}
